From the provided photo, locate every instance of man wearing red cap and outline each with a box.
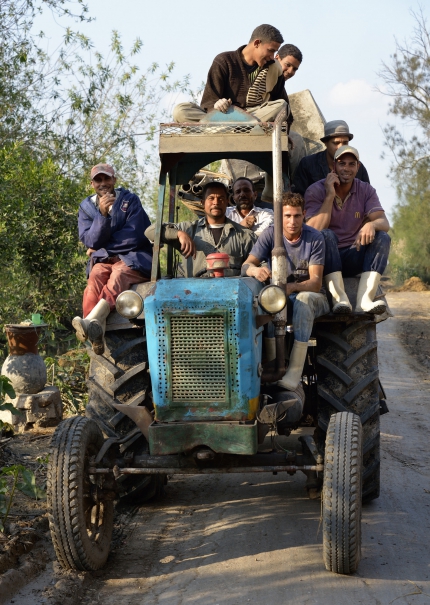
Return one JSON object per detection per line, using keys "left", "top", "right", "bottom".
{"left": 72, "top": 164, "right": 152, "bottom": 354}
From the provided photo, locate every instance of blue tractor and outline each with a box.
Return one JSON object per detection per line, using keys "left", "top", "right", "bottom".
{"left": 47, "top": 102, "right": 386, "bottom": 575}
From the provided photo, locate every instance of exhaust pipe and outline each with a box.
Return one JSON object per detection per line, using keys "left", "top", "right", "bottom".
{"left": 192, "top": 184, "right": 203, "bottom": 195}
{"left": 181, "top": 183, "right": 191, "bottom": 192}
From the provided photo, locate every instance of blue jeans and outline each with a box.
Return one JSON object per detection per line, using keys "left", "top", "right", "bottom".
{"left": 322, "top": 229, "right": 391, "bottom": 277}
{"left": 290, "top": 291, "right": 330, "bottom": 342}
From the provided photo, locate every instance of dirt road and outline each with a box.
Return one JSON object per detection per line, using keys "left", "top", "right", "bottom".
{"left": 8, "top": 292, "right": 430, "bottom": 605}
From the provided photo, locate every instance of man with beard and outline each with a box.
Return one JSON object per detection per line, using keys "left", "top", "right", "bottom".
{"left": 305, "top": 145, "right": 390, "bottom": 315}
{"left": 226, "top": 177, "right": 274, "bottom": 236}
{"left": 72, "top": 164, "right": 152, "bottom": 354}
{"left": 145, "top": 181, "right": 256, "bottom": 277}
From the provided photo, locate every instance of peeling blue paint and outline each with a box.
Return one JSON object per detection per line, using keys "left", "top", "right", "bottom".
{"left": 144, "top": 277, "right": 264, "bottom": 422}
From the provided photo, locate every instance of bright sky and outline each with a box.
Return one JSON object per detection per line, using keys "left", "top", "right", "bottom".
{"left": 34, "top": 0, "right": 424, "bottom": 217}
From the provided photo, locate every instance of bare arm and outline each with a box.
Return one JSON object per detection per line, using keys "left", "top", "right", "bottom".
{"left": 306, "top": 173, "right": 339, "bottom": 231}
{"left": 244, "top": 254, "right": 272, "bottom": 282}
{"left": 353, "top": 211, "right": 390, "bottom": 250}
{"left": 286, "top": 264, "right": 323, "bottom": 295}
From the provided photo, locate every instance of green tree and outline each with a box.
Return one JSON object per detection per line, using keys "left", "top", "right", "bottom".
{"left": 0, "top": 1, "right": 193, "bottom": 357}
{"left": 0, "top": 143, "right": 87, "bottom": 332}
{"left": 378, "top": 8, "right": 430, "bottom": 283}
{"left": 0, "top": 0, "right": 91, "bottom": 146}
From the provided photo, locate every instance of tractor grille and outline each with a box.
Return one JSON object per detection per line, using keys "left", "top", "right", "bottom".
{"left": 170, "top": 314, "right": 226, "bottom": 402}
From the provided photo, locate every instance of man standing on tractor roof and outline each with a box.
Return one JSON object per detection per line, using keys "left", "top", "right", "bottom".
{"left": 226, "top": 177, "right": 274, "bottom": 236}
{"left": 145, "top": 181, "right": 256, "bottom": 277}
{"left": 173, "top": 24, "right": 292, "bottom": 127}
{"left": 72, "top": 164, "right": 153, "bottom": 355}
{"left": 243, "top": 192, "right": 330, "bottom": 392}
{"left": 305, "top": 145, "right": 391, "bottom": 315}
{"left": 293, "top": 120, "right": 370, "bottom": 197}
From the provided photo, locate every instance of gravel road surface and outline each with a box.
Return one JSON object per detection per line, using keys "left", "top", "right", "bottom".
{"left": 8, "top": 292, "right": 430, "bottom": 605}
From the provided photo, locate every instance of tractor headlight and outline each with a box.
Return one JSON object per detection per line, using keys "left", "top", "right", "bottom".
{"left": 258, "top": 285, "right": 287, "bottom": 314}
{"left": 115, "top": 290, "right": 144, "bottom": 319}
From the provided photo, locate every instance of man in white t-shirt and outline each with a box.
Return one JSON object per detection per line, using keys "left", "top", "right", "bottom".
{"left": 226, "top": 177, "right": 274, "bottom": 237}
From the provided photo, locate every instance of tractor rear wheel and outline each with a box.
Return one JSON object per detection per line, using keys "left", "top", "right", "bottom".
{"left": 316, "top": 320, "right": 380, "bottom": 503}
{"left": 85, "top": 327, "right": 165, "bottom": 503}
{"left": 322, "top": 411, "right": 362, "bottom": 574}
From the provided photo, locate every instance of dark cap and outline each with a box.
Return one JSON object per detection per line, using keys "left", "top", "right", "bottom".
{"left": 321, "top": 120, "right": 353, "bottom": 142}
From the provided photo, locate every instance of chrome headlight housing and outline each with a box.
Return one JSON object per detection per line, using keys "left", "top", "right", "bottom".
{"left": 258, "top": 285, "right": 287, "bottom": 314}
{"left": 115, "top": 290, "right": 144, "bottom": 319}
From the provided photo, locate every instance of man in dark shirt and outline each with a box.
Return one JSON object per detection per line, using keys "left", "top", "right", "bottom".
{"left": 173, "top": 24, "right": 291, "bottom": 125}
{"left": 145, "top": 182, "right": 256, "bottom": 277}
{"left": 293, "top": 120, "right": 370, "bottom": 196}
{"left": 243, "top": 192, "right": 329, "bottom": 391}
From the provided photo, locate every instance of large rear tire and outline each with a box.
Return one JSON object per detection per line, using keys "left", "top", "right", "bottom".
{"left": 47, "top": 416, "right": 114, "bottom": 571}
{"left": 85, "top": 328, "right": 165, "bottom": 503}
{"left": 322, "top": 411, "right": 362, "bottom": 574}
{"left": 316, "top": 320, "right": 380, "bottom": 503}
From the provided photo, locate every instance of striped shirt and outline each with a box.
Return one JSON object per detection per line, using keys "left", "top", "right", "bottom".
{"left": 246, "top": 67, "right": 269, "bottom": 108}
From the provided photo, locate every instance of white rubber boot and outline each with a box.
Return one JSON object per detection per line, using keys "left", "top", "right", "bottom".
{"left": 324, "top": 272, "right": 352, "bottom": 314}
{"left": 261, "top": 173, "right": 273, "bottom": 203}
{"left": 355, "top": 271, "right": 386, "bottom": 315}
{"left": 72, "top": 299, "right": 111, "bottom": 353}
{"left": 277, "top": 340, "right": 308, "bottom": 391}
{"left": 264, "top": 337, "right": 276, "bottom": 362}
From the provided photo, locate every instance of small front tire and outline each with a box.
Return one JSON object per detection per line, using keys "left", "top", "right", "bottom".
{"left": 322, "top": 411, "right": 362, "bottom": 574}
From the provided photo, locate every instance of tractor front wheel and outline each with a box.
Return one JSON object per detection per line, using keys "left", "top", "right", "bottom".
{"left": 47, "top": 416, "right": 114, "bottom": 571}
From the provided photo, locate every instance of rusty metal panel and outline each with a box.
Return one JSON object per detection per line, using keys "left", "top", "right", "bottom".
{"left": 159, "top": 131, "right": 289, "bottom": 155}
{"left": 148, "top": 420, "right": 258, "bottom": 456}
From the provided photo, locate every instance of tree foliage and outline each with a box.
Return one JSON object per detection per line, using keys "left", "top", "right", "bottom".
{"left": 0, "top": 0, "right": 192, "bottom": 357}
{"left": 378, "top": 8, "right": 430, "bottom": 283}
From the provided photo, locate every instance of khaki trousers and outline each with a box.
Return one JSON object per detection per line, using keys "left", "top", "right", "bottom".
{"left": 172, "top": 99, "right": 287, "bottom": 123}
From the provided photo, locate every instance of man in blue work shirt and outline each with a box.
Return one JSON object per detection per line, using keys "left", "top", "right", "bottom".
{"left": 72, "top": 164, "right": 152, "bottom": 354}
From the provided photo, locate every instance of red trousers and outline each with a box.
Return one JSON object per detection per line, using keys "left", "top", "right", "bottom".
{"left": 83, "top": 259, "right": 148, "bottom": 317}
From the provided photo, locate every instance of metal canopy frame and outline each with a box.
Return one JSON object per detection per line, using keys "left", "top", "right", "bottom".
{"left": 151, "top": 110, "right": 289, "bottom": 283}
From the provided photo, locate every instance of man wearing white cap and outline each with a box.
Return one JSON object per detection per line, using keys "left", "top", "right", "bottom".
{"left": 305, "top": 145, "right": 391, "bottom": 315}
{"left": 293, "top": 120, "right": 370, "bottom": 196}
{"left": 72, "top": 164, "right": 152, "bottom": 354}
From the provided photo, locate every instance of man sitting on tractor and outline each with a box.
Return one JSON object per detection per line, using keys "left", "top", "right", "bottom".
{"left": 305, "top": 145, "right": 391, "bottom": 314}
{"left": 293, "top": 120, "right": 370, "bottom": 197}
{"left": 243, "top": 192, "right": 330, "bottom": 392}
{"left": 72, "top": 164, "right": 153, "bottom": 354}
{"left": 145, "top": 181, "right": 256, "bottom": 277}
{"left": 173, "top": 24, "right": 291, "bottom": 126}
{"left": 226, "top": 177, "right": 274, "bottom": 236}
{"left": 275, "top": 43, "right": 302, "bottom": 83}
